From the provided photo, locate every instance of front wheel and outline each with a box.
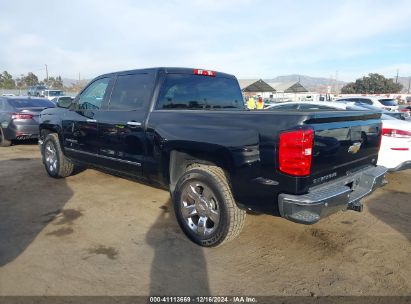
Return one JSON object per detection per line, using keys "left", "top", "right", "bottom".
{"left": 41, "top": 133, "right": 75, "bottom": 178}
{"left": 173, "top": 164, "right": 246, "bottom": 247}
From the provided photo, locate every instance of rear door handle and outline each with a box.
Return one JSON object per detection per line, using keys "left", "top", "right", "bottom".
{"left": 127, "top": 121, "right": 142, "bottom": 127}
{"left": 86, "top": 119, "right": 97, "bottom": 123}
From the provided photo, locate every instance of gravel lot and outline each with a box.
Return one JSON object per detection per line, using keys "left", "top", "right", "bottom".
{"left": 0, "top": 144, "right": 410, "bottom": 296}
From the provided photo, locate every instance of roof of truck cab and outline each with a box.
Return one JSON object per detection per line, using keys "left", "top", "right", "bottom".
{"left": 97, "top": 67, "right": 237, "bottom": 80}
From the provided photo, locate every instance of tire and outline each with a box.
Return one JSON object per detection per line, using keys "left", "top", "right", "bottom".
{"left": 41, "top": 133, "right": 74, "bottom": 178}
{"left": 0, "top": 128, "right": 12, "bottom": 147}
{"left": 173, "top": 164, "right": 246, "bottom": 247}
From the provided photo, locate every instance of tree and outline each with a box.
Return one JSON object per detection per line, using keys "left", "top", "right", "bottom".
{"left": 22, "top": 72, "right": 39, "bottom": 87}
{"left": 15, "top": 74, "right": 26, "bottom": 89}
{"left": 341, "top": 73, "right": 403, "bottom": 94}
{"left": 44, "top": 76, "right": 64, "bottom": 89}
{"left": 0, "top": 71, "right": 16, "bottom": 89}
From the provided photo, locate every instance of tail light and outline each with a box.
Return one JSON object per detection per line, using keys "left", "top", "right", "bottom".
{"left": 382, "top": 128, "right": 411, "bottom": 138}
{"left": 194, "top": 69, "right": 216, "bottom": 77}
{"left": 11, "top": 113, "right": 33, "bottom": 120}
{"left": 279, "top": 128, "right": 314, "bottom": 176}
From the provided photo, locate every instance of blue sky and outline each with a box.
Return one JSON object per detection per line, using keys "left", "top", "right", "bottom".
{"left": 0, "top": 0, "right": 410, "bottom": 81}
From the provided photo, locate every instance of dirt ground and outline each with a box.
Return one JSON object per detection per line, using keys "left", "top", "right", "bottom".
{"left": 0, "top": 144, "right": 410, "bottom": 296}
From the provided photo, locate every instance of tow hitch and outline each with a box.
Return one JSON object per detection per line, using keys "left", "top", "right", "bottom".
{"left": 347, "top": 201, "right": 363, "bottom": 212}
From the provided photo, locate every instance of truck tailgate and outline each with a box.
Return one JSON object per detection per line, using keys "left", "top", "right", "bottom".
{"left": 306, "top": 111, "right": 381, "bottom": 187}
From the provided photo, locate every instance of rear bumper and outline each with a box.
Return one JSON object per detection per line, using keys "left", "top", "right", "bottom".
{"left": 278, "top": 166, "right": 388, "bottom": 224}
{"left": 4, "top": 123, "right": 39, "bottom": 140}
{"left": 388, "top": 161, "right": 411, "bottom": 172}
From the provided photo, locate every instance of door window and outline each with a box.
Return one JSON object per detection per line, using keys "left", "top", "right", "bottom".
{"left": 109, "top": 73, "right": 155, "bottom": 110}
{"left": 78, "top": 78, "right": 110, "bottom": 110}
{"left": 357, "top": 98, "right": 373, "bottom": 105}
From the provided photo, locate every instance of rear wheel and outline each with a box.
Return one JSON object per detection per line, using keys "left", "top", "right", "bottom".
{"left": 173, "top": 164, "right": 246, "bottom": 247}
{"left": 0, "top": 128, "right": 12, "bottom": 147}
{"left": 41, "top": 133, "right": 74, "bottom": 178}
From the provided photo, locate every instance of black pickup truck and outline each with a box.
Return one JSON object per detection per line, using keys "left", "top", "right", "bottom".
{"left": 39, "top": 67, "right": 387, "bottom": 247}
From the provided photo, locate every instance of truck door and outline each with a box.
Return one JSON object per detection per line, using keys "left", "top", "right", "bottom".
{"left": 62, "top": 77, "right": 112, "bottom": 163}
{"left": 96, "top": 72, "right": 156, "bottom": 177}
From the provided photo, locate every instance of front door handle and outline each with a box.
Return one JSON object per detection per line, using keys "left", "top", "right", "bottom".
{"left": 127, "top": 121, "right": 142, "bottom": 127}
{"left": 86, "top": 119, "right": 97, "bottom": 123}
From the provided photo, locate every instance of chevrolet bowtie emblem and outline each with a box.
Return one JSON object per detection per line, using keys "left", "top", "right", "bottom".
{"left": 348, "top": 142, "right": 362, "bottom": 154}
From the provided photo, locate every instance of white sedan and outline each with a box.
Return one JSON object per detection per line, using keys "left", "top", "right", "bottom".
{"left": 266, "top": 101, "right": 411, "bottom": 171}
{"left": 378, "top": 115, "right": 411, "bottom": 171}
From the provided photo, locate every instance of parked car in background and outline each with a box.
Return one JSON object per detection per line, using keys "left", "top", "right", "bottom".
{"left": 27, "top": 85, "right": 47, "bottom": 96}
{"left": 336, "top": 96, "right": 399, "bottom": 111}
{"left": 0, "top": 97, "right": 55, "bottom": 146}
{"left": 377, "top": 115, "right": 411, "bottom": 171}
{"left": 266, "top": 101, "right": 411, "bottom": 171}
{"left": 50, "top": 96, "right": 74, "bottom": 108}
{"left": 336, "top": 99, "right": 405, "bottom": 120}
{"left": 345, "top": 103, "right": 405, "bottom": 120}
{"left": 398, "top": 105, "right": 411, "bottom": 119}
{"left": 42, "top": 89, "right": 64, "bottom": 100}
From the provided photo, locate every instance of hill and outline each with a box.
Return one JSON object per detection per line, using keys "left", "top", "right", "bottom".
{"left": 264, "top": 74, "right": 346, "bottom": 93}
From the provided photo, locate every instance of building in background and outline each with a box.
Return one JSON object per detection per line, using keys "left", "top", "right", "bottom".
{"left": 267, "top": 81, "right": 310, "bottom": 102}
{"left": 238, "top": 79, "right": 275, "bottom": 99}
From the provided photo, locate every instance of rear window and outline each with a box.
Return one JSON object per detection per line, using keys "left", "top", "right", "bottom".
{"left": 157, "top": 74, "right": 244, "bottom": 110}
{"left": 48, "top": 91, "right": 64, "bottom": 96}
{"left": 8, "top": 99, "right": 56, "bottom": 108}
{"left": 378, "top": 99, "right": 398, "bottom": 106}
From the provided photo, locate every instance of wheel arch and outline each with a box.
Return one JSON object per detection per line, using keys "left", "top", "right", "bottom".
{"left": 168, "top": 147, "right": 235, "bottom": 193}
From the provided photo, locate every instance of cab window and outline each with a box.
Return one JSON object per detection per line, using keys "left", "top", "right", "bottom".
{"left": 109, "top": 73, "right": 155, "bottom": 110}
{"left": 77, "top": 78, "right": 110, "bottom": 110}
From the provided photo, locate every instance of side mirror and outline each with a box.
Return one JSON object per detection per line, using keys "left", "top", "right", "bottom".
{"left": 57, "top": 99, "right": 73, "bottom": 109}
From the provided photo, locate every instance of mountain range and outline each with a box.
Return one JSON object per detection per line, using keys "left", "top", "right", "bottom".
{"left": 63, "top": 74, "right": 411, "bottom": 93}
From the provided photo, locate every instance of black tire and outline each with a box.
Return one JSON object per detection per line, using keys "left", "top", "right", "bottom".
{"left": 173, "top": 164, "right": 246, "bottom": 247}
{"left": 41, "top": 133, "right": 74, "bottom": 178}
{"left": 0, "top": 128, "right": 12, "bottom": 147}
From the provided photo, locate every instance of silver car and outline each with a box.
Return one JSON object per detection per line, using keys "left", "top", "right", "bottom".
{"left": 0, "top": 97, "right": 55, "bottom": 146}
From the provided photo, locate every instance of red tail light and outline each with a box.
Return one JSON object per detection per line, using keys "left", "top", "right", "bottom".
{"left": 11, "top": 113, "right": 33, "bottom": 120}
{"left": 193, "top": 69, "right": 216, "bottom": 77}
{"left": 382, "top": 128, "right": 411, "bottom": 138}
{"left": 279, "top": 129, "right": 314, "bottom": 176}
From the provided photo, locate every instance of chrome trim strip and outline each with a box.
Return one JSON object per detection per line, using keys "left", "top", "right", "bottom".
{"left": 127, "top": 121, "right": 142, "bottom": 126}
{"left": 65, "top": 148, "right": 142, "bottom": 167}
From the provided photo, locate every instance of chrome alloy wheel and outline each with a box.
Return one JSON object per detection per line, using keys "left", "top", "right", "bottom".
{"left": 44, "top": 141, "right": 58, "bottom": 173}
{"left": 180, "top": 181, "right": 221, "bottom": 237}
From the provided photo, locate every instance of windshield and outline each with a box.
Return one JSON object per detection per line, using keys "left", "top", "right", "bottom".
{"left": 49, "top": 91, "right": 63, "bottom": 96}
{"left": 58, "top": 97, "right": 73, "bottom": 102}
{"left": 8, "top": 99, "right": 56, "bottom": 108}
{"left": 157, "top": 74, "right": 245, "bottom": 110}
{"left": 378, "top": 99, "right": 398, "bottom": 106}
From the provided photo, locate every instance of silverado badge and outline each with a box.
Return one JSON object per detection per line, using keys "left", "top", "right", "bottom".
{"left": 348, "top": 142, "right": 362, "bottom": 154}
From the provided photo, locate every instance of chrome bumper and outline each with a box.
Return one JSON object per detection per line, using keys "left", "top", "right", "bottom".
{"left": 278, "top": 166, "right": 388, "bottom": 224}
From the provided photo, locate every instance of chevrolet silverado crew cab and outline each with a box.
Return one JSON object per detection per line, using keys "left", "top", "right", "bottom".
{"left": 39, "top": 67, "right": 387, "bottom": 247}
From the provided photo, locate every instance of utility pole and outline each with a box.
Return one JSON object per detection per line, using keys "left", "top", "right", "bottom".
{"left": 45, "top": 64, "right": 49, "bottom": 82}
{"left": 395, "top": 69, "right": 399, "bottom": 83}
{"left": 408, "top": 77, "right": 410, "bottom": 94}
{"left": 78, "top": 72, "right": 81, "bottom": 82}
